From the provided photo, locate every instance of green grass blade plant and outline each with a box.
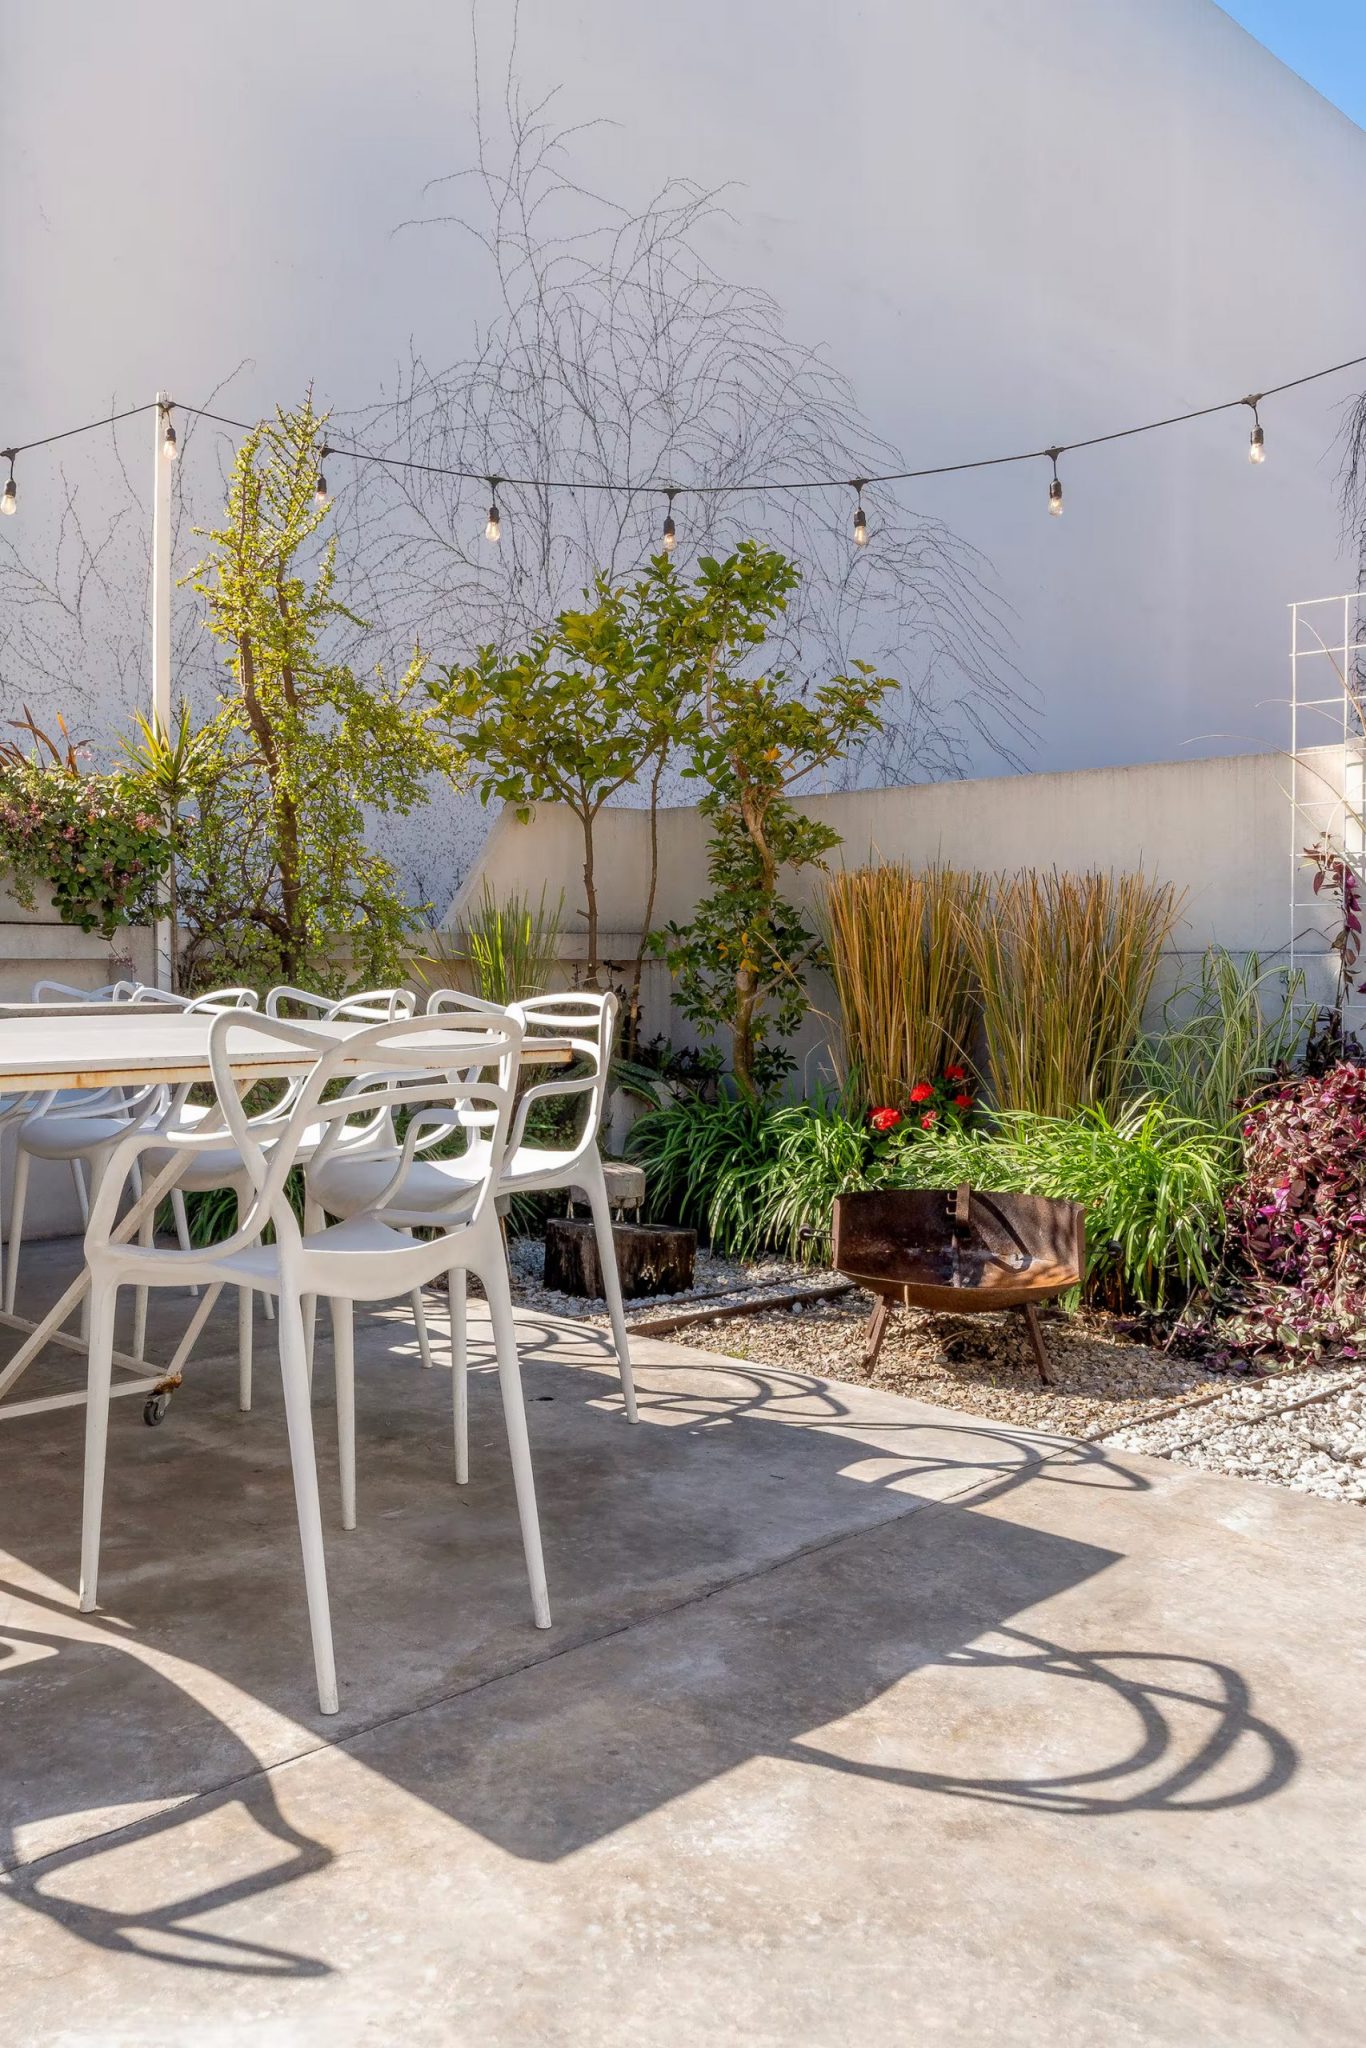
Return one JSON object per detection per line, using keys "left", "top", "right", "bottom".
{"left": 1130, "top": 947, "right": 1308, "bottom": 1130}
{"left": 965, "top": 869, "right": 1181, "bottom": 1117}
{"left": 818, "top": 863, "right": 985, "bottom": 1106}
{"left": 419, "top": 884, "right": 563, "bottom": 1004}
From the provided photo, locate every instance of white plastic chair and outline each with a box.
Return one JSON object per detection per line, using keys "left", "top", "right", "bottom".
{"left": 151, "top": 986, "right": 421, "bottom": 1404}
{"left": 1, "top": 983, "right": 253, "bottom": 1318}
{"left": 78, "top": 1007, "right": 549, "bottom": 1716}
{"left": 307, "top": 989, "right": 636, "bottom": 1487}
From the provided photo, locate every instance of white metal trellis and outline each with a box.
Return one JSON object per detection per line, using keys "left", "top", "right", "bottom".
{"left": 1288, "top": 591, "right": 1366, "bottom": 1033}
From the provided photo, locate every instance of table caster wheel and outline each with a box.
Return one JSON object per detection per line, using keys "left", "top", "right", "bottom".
{"left": 144, "top": 1391, "right": 171, "bottom": 1426}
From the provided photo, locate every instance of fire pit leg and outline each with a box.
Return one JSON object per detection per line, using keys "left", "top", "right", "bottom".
{"left": 860, "top": 1297, "right": 891, "bottom": 1375}
{"left": 1021, "top": 1303, "right": 1056, "bottom": 1387}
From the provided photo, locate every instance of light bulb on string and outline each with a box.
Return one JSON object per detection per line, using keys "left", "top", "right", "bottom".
{"left": 161, "top": 409, "right": 177, "bottom": 461}
{"left": 662, "top": 488, "right": 678, "bottom": 553}
{"left": 1245, "top": 396, "right": 1266, "bottom": 464}
{"left": 485, "top": 476, "right": 502, "bottom": 544}
{"left": 851, "top": 481, "right": 868, "bottom": 546}
{"left": 1, "top": 452, "right": 16, "bottom": 516}
{"left": 314, "top": 445, "right": 331, "bottom": 506}
{"left": 1046, "top": 448, "right": 1064, "bottom": 516}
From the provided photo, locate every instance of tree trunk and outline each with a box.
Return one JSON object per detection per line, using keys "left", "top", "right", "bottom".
{"left": 580, "top": 805, "right": 601, "bottom": 988}
{"left": 627, "top": 748, "right": 667, "bottom": 1053}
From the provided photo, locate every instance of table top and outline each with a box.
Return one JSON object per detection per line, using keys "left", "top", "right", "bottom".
{"left": 0, "top": 1009, "right": 572, "bottom": 1093}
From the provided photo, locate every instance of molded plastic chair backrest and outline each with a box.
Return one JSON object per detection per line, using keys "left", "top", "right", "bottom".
{"left": 208, "top": 1010, "right": 524, "bottom": 1254}
{"left": 267, "top": 985, "right": 417, "bottom": 1022}
{"left": 505, "top": 990, "right": 619, "bottom": 1155}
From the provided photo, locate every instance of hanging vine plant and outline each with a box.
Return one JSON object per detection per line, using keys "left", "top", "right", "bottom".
{"left": 0, "top": 710, "right": 171, "bottom": 937}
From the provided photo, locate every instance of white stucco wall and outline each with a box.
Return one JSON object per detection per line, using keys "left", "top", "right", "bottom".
{"left": 448, "top": 746, "right": 1344, "bottom": 1068}
{"left": 2, "top": 0, "right": 1364, "bottom": 913}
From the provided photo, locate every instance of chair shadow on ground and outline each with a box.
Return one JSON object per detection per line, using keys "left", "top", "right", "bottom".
{"left": 0, "top": 1285, "right": 1301, "bottom": 1975}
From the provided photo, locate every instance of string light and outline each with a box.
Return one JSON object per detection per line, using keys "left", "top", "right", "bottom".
{"left": 662, "top": 487, "right": 678, "bottom": 552}
{"left": 4, "top": 344, "right": 1366, "bottom": 530}
{"left": 314, "top": 445, "right": 331, "bottom": 506}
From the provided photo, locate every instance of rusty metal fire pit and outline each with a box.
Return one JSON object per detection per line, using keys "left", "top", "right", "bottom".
{"left": 830, "top": 1186, "right": 1086, "bottom": 1385}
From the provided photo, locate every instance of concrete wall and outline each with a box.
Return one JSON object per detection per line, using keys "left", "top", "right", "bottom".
{"left": 445, "top": 746, "right": 1342, "bottom": 1078}
{"left": 0, "top": 888, "right": 156, "bottom": 1239}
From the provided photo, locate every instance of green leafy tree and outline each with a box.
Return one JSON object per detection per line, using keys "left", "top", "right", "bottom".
{"left": 656, "top": 549, "right": 894, "bottom": 1094}
{"left": 178, "top": 397, "right": 451, "bottom": 989}
{"left": 431, "top": 549, "right": 794, "bottom": 1006}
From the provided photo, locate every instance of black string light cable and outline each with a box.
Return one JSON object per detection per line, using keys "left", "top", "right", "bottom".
{"left": 4, "top": 350, "right": 1366, "bottom": 531}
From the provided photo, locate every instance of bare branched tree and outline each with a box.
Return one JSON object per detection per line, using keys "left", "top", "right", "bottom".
{"left": 336, "top": 28, "right": 1036, "bottom": 789}
{"left": 0, "top": 369, "right": 256, "bottom": 746}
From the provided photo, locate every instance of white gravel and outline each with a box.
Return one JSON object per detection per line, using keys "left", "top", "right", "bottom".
{"left": 507, "top": 1236, "right": 845, "bottom": 1324}
{"left": 1104, "top": 1365, "right": 1366, "bottom": 1505}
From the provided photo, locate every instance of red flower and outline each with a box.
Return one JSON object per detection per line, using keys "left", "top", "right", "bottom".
{"left": 953, "top": 1092, "right": 974, "bottom": 1112}
{"left": 920, "top": 1110, "right": 937, "bottom": 1129}
{"left": 909, "top": 1082, "right": 935, "bottom": 1104}
{"left": 869, "top": 1107, "right": 902, "bottom": 1133}
{"left": 943, "top": 1064, "right": 966, "bottom": 1082}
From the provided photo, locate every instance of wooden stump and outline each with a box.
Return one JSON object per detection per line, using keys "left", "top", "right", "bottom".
{"left": 544, "top": 1217, "right": 697, "bottom": 1300}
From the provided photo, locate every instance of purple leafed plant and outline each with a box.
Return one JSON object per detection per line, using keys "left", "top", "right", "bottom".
{"left": 1226, "top": 1063, "right": 1366, "bottom": 1360}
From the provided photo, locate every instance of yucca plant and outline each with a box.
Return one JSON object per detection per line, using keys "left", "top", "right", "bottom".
{"left": 419, "top": 883, "right": 563, "bottom": 1005}
{"left": 965, "top": 869, "right": 1180, "bottom": 1117}
{"left": 818, "top": 863, "right": 986, "bottom": 1106}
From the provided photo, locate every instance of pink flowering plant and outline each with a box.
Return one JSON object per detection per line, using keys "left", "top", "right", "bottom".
{"left": 0, "top": 714, "right": 171, "bottom": 937}
{"left": 1225, "top": 1063, "right": 1366, "bottom": 1360}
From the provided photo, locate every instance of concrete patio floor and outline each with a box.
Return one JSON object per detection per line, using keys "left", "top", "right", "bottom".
{"left": 0, "top": 1238, "right": 1362, "bottom": 2045}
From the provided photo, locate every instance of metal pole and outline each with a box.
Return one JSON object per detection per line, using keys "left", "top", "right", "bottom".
{"left": 151, "top": 392, "right": 172, "bottom": 988}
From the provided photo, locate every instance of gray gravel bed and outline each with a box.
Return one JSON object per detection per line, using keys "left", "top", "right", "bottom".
{"left": 1104, "top": 1366, "right": 1366, "bottom": 1505}
{"left": 507, "top": 1237, "right": 843, "bottom": 1325}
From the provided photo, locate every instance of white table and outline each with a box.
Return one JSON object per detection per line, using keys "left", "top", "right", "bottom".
{"left": 0, "top": 1010, "right": 570, "bottom": 1421}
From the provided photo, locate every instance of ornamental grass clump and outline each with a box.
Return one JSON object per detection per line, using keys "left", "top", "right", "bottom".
{"left": 966, "top": 869, "right": 1180, "bottom": 1117}
{"left": 1225, "top": 1064, "right": 1366, "bottom": 1360}
{"left": 818, "top": 864, "right": 985, "bottom": 1107}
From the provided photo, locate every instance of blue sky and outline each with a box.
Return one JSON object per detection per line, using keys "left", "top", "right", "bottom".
{"left": 1219, "top": 2, "right": 1366, "bottom": 129}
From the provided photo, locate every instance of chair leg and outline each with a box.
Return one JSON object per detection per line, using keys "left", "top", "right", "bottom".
{"left": 411, "top": 1287, "right": 434, "bottom": 1369}
{"left": 5, "top": 1146, "right": 29, "bottom": 1312}
{"left": 483, "top": 1257, "right": 550, "bottom": 1629}
{"left": 70, "top": 1156, "right": 90, "bottom": 1227}
{"left": 79, "top": 1157, "right": 105, "bottom": 1341}
{"left": 331, "top": 1296, "right": 356, "bottom": 1532}
{"left": 276, "top": 1288, "right": 339, "bottom": 1715}
{"left": 133, "top": 1208, "right": 154, "bottom": 1361}
{"left": 171, "top": 1187, "right": 200, "bottom": 1298}
{"left": 235, "top": 1190, "right": 253, "bottom": 1410}
{"left": 302, "top": 1294, "right": 318, "bottom": 1388}
{"left": 451, "top": 1266, "right": 468, "bottom": 1485}
{"left": 238, "top": 1287, "right": 254, "bottom": 1412}
{"left": 582, "top": 1160, "right": 638, "bottom": 1423}
{"left": 79, "top": 1279, "right": 118, "bottom": 1613}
